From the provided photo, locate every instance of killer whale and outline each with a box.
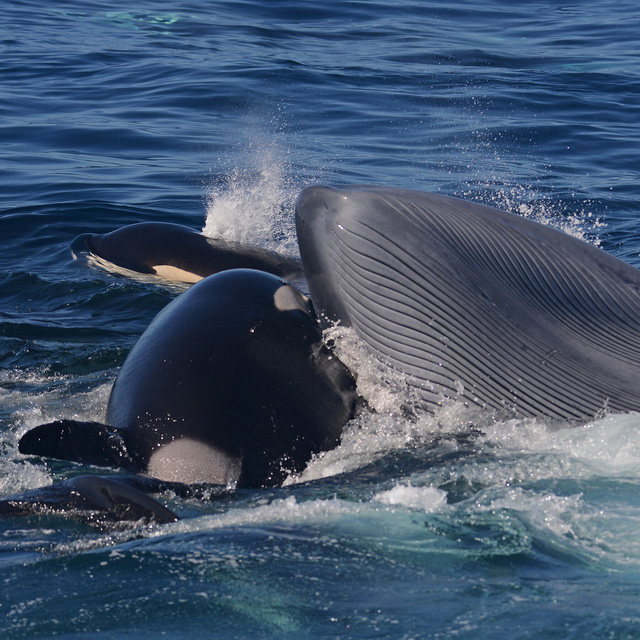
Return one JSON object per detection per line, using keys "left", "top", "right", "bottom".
{"left": 73, "top": 221, "right": 304, "bottom": 284}
{"left": 18, "top": 269, "right": 357, "bottom": 490}
{"left": 295, "top": 185, "right": 640, "bottom": 421}
{"left": 0, "top": 475, "right": 179, "bottom": 525}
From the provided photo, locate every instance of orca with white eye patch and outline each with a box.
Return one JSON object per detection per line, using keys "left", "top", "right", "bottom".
{"left": 19, "top": 269, "right": 358, "bottom": 489}
{"left": 73, "top": 221, "right": 304, "bottom": 285}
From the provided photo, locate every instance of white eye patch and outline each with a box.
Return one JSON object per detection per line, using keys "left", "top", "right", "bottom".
{"left": 147, "top": 438, "right": 241, "bottom": 485}
{"left": 151, "top": 264, "right": 203, "bottom": 283}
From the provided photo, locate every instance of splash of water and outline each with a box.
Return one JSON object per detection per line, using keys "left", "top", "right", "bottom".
{"left": 202, "top": 139, "right": 302, "bottom": 259}
{"left": 458, "top": 183, "right": 606, "bottom": 245}
{"left": 0, "top": 369, "right": 113, "bottom": 494}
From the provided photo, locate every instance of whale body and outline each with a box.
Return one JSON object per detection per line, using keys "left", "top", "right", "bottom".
{"left": 14, "top": 183, "right": 640, "bottom": 524}
{"left": 295, "top": 185, "right": 640, "bottom": 420}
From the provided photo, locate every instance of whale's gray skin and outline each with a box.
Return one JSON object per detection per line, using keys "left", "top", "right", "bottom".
{"left": 19, "top": 269, "right": 357, "bottom": 488}
{"left": 74, "top": 222, "right": 304, "bottom": 284}
{"left": 295, "top": 185, "right": 640, "bottom": 421}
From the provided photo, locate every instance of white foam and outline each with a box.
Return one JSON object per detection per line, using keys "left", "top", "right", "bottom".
{"left": 374, "top": 483, "right": 447, "bottom": 512}
{"left": 202, "top": 137, "right": 301, "bottom": 259}
{"left": 478, "top": 412, "right": 640, "bottom": 478}
{"left": 151, "top": 495, "right": 359, "bottom": 537}
{"left": 322, "top": 324, "right": 420, "bottom": 415}
{"left": 473, "top": 486, "right": 583, "bottom": 538}
{"left": 458, "top": 184, "right": 605, "bottom": 245}
{"left": 0, "top": 459, "right": 52, "bottom": 496}
{"left": 149, "top": 486, "right": 451, "bottom": 543}
{"left": 1, "top": 369, "right": 112, "bottom": 494}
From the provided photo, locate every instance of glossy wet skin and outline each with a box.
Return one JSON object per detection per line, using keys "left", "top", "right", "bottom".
{"left": 77, "top": 221, "right": 304, "bottom": 284}
{"left": 296, "top": 185, "right": 640, "bottom": 420}
{"left": 101, "top": 269, "right": 357, "bottom": 487}
{"left": 18, "top": 269, "right": 358, "bottom": 488}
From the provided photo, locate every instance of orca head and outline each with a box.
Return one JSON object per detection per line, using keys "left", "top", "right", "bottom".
{"left": 234, "top": 269, "right": 358, "bottom": 487}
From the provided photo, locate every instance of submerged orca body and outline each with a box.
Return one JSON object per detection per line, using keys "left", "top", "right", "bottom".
{"left": 19, "top": 269, "right": 357, "bottom": 491}
{"left": 295, "top": 185, "right": 640, "bottom": 420}
{"left": 74, "top": 221, "right": 303, "bottom": 284}
{"left": 0, "top": 475, "right": 179, "bottom": 526}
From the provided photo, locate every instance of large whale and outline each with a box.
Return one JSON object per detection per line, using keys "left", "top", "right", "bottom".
{"left": 18, "top": 269, "right": 357, "bottom": 490}
{"left": 295, "top": 185, "right": 640, "bottom": 421}
{"left": 73, "top": 221, "right": 304, "bottom": 284}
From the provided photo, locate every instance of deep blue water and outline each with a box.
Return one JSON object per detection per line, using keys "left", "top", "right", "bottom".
{"left": 2, "top": 1, "right": 640, "bottom": 638}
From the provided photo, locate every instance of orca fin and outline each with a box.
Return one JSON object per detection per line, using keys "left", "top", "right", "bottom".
{"left": 0, "top": 475, "right": 178, "bottom": 526}
{"left": 18, "top": 420, "right": 139, "bottom": 470}
{"left": 65, "top": 475, "right": 179, "bottom": 524}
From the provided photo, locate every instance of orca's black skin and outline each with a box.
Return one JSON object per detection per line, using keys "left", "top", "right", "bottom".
{"left": 74, "top": 221, "right": 304, "bottom": 284}
{"left": 19, "top": 269, "right": 357, "bottom": 490}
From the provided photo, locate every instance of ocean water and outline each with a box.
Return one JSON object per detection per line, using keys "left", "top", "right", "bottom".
{"left": 2, "top": 0, "right": 640, "bottom": 638}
